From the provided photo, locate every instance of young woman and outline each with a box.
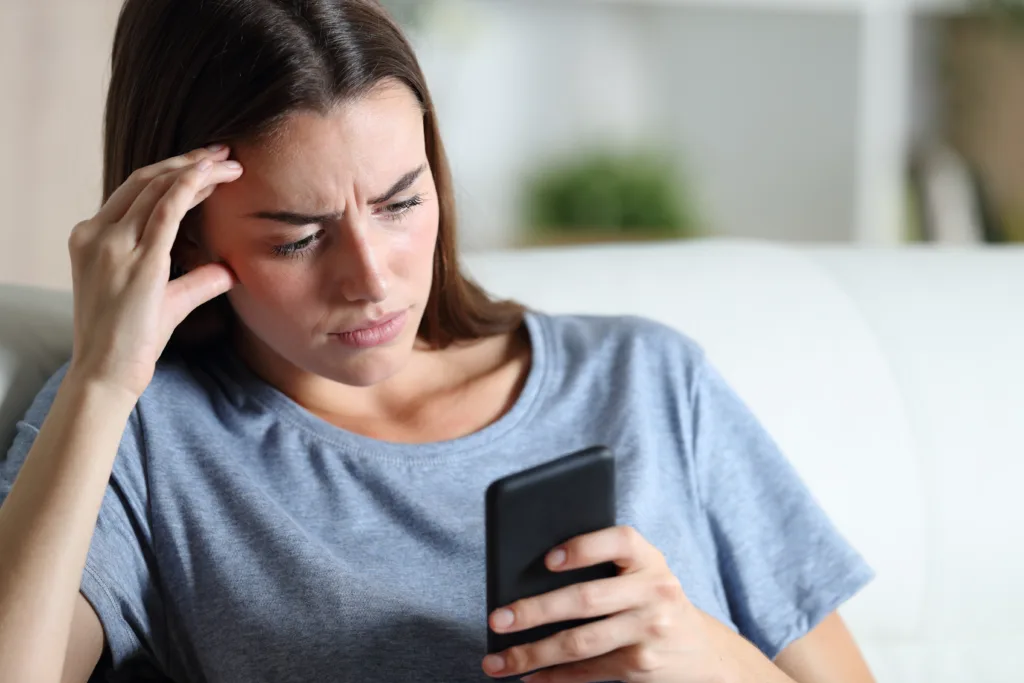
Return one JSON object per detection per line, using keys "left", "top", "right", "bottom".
{"left": 0, "top": 1, "right": 875, "bottom": 681}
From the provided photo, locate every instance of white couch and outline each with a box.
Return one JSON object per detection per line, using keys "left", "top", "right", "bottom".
{"left": 2, "top": 239, "right": 1022, "bottom": 683}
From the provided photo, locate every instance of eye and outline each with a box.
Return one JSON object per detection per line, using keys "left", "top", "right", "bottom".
{"left": 377, "top": 194, "right": 424, "bottom": 222}
{"left": 272, "top": 229, "right": 325, "bottom": 258}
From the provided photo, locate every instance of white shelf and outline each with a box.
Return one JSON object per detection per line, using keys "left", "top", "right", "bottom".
{"left": 531, "top": 0, "right": 973, "bottom": 242}
{"left": 554, "top": 0, "right": 972, "bottom": 243}
{"left": 561, "top": 0, "right": 969, "bottom": 14}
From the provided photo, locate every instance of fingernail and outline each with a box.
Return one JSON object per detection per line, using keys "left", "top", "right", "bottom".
{"left": 492, "top": 609, "right": 514, "bottom": 629}
{"left": 206, "top": 143, "right": 226, "bottom": 152}
{"left": 222, "top": 160, "right": 242, "bottom": 171}
{"left": 483, "top": 654, "right": 505, "bottom": 673}
{"left": 549, "top": 549, "right": 567, "bottom": 567}
{"left": 197, "top": 159, "right": 213, "bottom": 173}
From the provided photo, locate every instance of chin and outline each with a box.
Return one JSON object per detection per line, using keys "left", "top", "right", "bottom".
{"left": 309, "top": 344, "right": 412, "bottom": 388}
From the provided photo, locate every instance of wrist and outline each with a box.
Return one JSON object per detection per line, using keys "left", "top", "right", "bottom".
{"left": 698, "top": 611, "right": 794, "bottom": 683}
{"left": 62, "top": 366, "right": 142, "bottom": 415}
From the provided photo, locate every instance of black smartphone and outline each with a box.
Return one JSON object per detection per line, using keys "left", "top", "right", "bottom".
{"left": 485, "top": 446, "right": 617, "bottom": 655}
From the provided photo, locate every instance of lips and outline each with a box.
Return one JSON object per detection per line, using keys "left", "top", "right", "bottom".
{"left": 329, "top": 309, "right": 409, "bottom": 349}
{"left": 334, "top": 310, "right": 406, "bottom": 335}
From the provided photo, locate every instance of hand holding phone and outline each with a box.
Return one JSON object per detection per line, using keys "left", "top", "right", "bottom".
{"left": 485, "top": 446, "right": 617, "bottom": 654}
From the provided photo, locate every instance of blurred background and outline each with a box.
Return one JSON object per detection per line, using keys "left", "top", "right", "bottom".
{"left": 1, "top": 0, "right": 1022, "bottom": 290}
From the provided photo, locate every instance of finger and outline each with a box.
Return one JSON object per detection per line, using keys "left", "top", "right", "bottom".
{"left": 520, "top": 655, "right": 614, "bottom": 683}
{"left": 487, "top": 612, "right": 641, "bottom": 678}
{"left": 185, "top": 160, "right": 244, "bottom": 212}
{"left": 548, "top": 526, "right": 664, "bottom": 576}
{"left": 187, "top": 183, "right": 217, "bottom": 212}
{"left": 492, "top": 573, "right": 648, "bottom": 634}
{"left": 141, "top": 160, "right": 243, "bottom": 254}
{"left": 98, "top": 145, "right": 231, "bottom": 223}
{"left": 163, "top": 262, "right": 236, "bottom": 328}
{"left": 118, "top": 170, "right": 184, "bottom": 240}
{"left": 127, "top": 162, "right": 222, "bottom": 232}
{"left": 520, "top": 648, "right": 646, "bottom": 683}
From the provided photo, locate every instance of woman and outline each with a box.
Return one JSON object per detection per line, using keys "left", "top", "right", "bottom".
{"left": 0, "top": 1, "right": 876, "bottom": 682}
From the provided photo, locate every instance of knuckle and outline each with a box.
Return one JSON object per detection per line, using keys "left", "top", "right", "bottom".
{"left": 178, "top": 165, "right": 208, "bottom": 190}
{"left": 619, "top": 525, "right": 641, "bottom": 550}
{"left": 183, "top": 148, "right": 207, "bottom": 162}
{"left": 128, "top": 165, "right": 158, "bottom": 186}
{"left": 187, "top": 165, "right": 209, "bottom": 185}
{"left": 644, "top": 609, "right": 675, "bottom": 640}
{"left": 97, "top": 238, "right": 122, "bottom": 263}
{"left": 576, "top": 581, "right": 601, "bottom": 613}
{"left": 653, "top": 575, "right": 684, "bottom": 602}
{"left": 625, "top": 645, "right": 660, "bottom": 674}
{"left": 149, "top": 198, "right": 176, "bottom": 226}
{"left": 562, "top": 628, "right": 598, "bottom": 660}
{"left": 503, "top": 646, "right": 530, "bottom": 673}
{"left": 68, "top": 221, "right": 91, "bottom": 251}
{"left": 158, "top": 169, "right": 183, "bottom": 188}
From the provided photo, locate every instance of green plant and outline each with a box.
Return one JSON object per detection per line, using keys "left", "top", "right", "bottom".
{"left": 524, "top": 151, "right": 699, "bottom": 240}
{"left": 983, "top": 0, "right": 1024, "bottom": 20}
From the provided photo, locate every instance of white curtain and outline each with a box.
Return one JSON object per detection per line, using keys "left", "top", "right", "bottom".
{"left": 0, "top": 0, "right": 123, "bottom": 290}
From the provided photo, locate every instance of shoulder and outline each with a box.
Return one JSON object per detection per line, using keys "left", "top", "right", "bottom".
{"left": 16, "top": 350, "right": 222, "bottom": 436}
{"left": 531, "top": 311, "right": 708, "bottom": 376}
{"left": 526, "top": 311, "right": 713, "bottom": 415}
{"left": 5, "top": 352, "right": 239, "bottom": 501}
{"left": 13, "top": 361, "right": 67, "bottom": 431}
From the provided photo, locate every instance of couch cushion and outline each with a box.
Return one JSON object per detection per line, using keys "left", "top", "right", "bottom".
{"left": 0, "top": 284, "right": 73, "bottom": 450}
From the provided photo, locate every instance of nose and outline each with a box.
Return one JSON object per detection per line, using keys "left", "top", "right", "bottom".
{"left": 333, "top": 216, "right": 389, "bottom": 304}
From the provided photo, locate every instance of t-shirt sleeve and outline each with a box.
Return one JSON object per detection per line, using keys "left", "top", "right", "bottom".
{"left": 0, "top": 368, "right": 165, "bottom": 670}
{"left": 690, "top": 356, "right": 874, "bottom": 660}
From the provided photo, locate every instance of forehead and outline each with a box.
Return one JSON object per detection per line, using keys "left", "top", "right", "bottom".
{"left": 227, "top": 82, "right": 426, "bottom": 209}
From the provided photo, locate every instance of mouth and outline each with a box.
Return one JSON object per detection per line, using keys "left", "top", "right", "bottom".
{"left": 329, "top": 309, "right": 409, "bottom": 349}
{"left": 335, "top": 310, "right": 407, "bottom": 334}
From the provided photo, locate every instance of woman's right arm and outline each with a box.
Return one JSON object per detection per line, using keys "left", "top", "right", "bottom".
{"left": 0, "top": 374, "right": 136, "bottom": 682}
{"left": 0, "top": 146, "right": 243, "bottom": 683}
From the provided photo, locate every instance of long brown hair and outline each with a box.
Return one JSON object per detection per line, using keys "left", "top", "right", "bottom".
{"left": 103, "top": 0, "right": 523, "bottom": 350}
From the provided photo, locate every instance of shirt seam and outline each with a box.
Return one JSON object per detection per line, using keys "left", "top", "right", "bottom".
{"left": 81, "top": 561, "right": 144, "bottom": 660}
{"left": 17, "top": 421, "right": 41, "bottom": 435}
{"left": 689, "top": 351, "right": 711, "bottom": 516}
{"left": 131, "top": 403, "right": 175, "bottom": 671}
{"left": 764, "top": 561, "right": 875, "bottom": 660}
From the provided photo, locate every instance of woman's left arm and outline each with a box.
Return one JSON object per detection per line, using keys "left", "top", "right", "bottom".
{"left": 774, "top": 612, "right": 876, "bottom": 683}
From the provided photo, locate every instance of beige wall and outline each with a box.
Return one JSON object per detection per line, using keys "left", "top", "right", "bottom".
{"left": 1, "top": 0, "right": 123, "bottom": 291}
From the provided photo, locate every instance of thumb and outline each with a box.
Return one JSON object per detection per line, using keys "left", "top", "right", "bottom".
{"left": 164, "top": 262, "right": 236, "bottom": 327}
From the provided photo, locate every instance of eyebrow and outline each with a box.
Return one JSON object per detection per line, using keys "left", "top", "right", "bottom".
{"left": 369, "top": 164, "right": 427, "bottom": 204}
{"left": 249, "top": 164, "right": 427, "bottom": 226}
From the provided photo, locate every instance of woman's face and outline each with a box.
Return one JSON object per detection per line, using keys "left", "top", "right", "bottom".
{"left": 198, "top": 81, "right": 440, "bottom": 387}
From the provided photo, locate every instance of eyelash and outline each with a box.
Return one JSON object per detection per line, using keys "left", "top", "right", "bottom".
{"left": 381, "top": 194, "right": 424, "bottom": 220}
{"left": 272, "top": 232, "right": 323, "bottom": 258}
{"left": 271, "top": 194, "right": 425, "bottom": 258}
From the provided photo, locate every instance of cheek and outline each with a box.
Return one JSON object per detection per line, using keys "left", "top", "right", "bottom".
{"left": 243, "top": 263, "right": 319, "bottom": 301}
{"left": 200, "top": 224, "right": 315, "bottom": 304}
{"left": 226, "top": 264, "right": 327, "bottom": 351}
{"left": 229, "top": 267, "right": 318, "bottom": 336}
{"left": 389, "top": 204, "right": 440, "bottom": 275}
{"left": 210, "top": 238, "right": 321, "bottom": 319}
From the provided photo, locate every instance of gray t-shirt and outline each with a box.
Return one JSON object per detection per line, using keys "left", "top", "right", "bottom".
{"left": 2, "top": 312, "right": 872, "bottom": 682}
